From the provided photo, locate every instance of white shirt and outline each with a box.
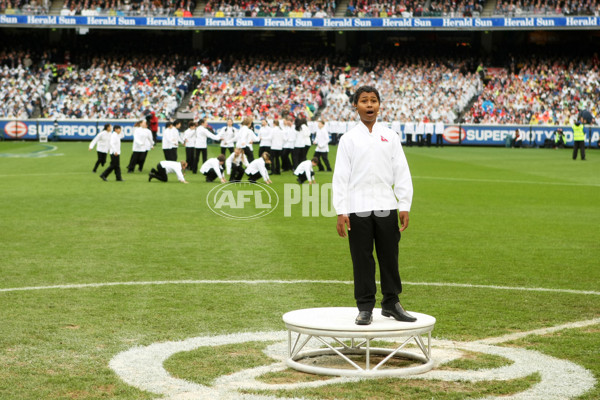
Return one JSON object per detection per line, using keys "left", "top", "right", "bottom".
{"left": 425, "top": 122, "right": 435, "bottom": 134}
{"left": 108, "top": 131, "right": 123, "bottom": 155}
{"left": 294, "top": 160, "right": 315, "bottom": 181}
{"left": 195, "top": 126, "right": 219, "bottom": 148}
{"left": 294, "top": 125, "right": 309, "bottom": 148}
{"left": 270, "top": 126, "right": 284, "bottom": 150}
{"left": 132, "top": 127, "right": 154, "bottom": 152}
{"left": 89, "top": 130, "right": 110, "bottom": 153}
{"left": 236, "top": 126, "right": 259, "bottom": 150}
{"left": 141, "top": 128, "right": 154, "bottom": 151}
{"left": 159, "top": 160, "right": 186, "bottom": 182}
{"left": 314, "top": 127, "right": 330, "bottom": 152}
{"left": 332, "top": 121, "right": 413, "bottom": 215}
{"left": 283, "top": 126, "right": 296, "bottom": 149}
{"left": 162, "top": 127, "right": 180, "bottom": 150}
{"left": 245, "top": 158, "right": 270, "bottom": 181}
{"left": 258, "top": 125, "right": 272, "bottom": 147}
{"left": 415, "top": 121, "right": 425, "bottom": 136}
{"left": 225, "top": 152, "right": 249, "bottom": 175}
{"left": 183, "top": 128, "right": 196, "bottom": 148}
{"left": 435, "top": 121, "right": 445, "bottom": 134}
{"left": 199, "top": 158, "right": 223, "bottom": 179}
{"left": 218, "top": 126, "right": 237, "bottom": 148}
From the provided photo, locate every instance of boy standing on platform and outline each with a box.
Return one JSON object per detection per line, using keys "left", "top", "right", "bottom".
{"left": 332, "top": 86, "right": 415, "bottom": 326}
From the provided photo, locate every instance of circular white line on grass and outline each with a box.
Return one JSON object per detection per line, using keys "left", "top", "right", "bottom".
{"left": 109, "top": 318, "right": 599, "bottom": 400}
{"left": 1, "top": 279, "right": 599, "bottom": 296}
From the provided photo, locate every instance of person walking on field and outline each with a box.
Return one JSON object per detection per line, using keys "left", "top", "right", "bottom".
{"left": 89, "top": 124, "right": 111, "bottom": 173}
{"left": 99, "top": 125, "right": 124, "bottom": 182}
{"left": 332, "top": 86, "right": 415, "bottom": 326}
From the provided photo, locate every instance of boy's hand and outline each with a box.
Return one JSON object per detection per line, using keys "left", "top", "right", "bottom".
{"left": 336, "top": 214, "right": 350, "bottom": 238}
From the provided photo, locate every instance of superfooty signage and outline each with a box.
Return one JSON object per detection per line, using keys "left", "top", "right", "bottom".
{"left": 0, "top": 15, "right": 597, "bottom": 30}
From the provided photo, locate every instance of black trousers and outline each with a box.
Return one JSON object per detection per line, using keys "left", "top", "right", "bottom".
{"left": 244, "top": 147, "right": 255, "bottom": 162}
{"left": 93, "top": 151, "right": 107, "bottom": 172}
{"left": 435, "top": 133, "right": 444, "bottom": 147}
{"left": 127, "top": 151, "right": 145, "bottom": 172}
{"left": 313, "top": 151, "right": 331, "bottom": 171}
{"left": 194, "top": 148, "right": 207, "bottom": 172}
{"left": 229, "top": 164, "right": 245, "bottom": 182}
{"left": 150, "top": 163, "right": 169, "bottom": 182}
{"left": 221, "top": 147, "right": 234, "bottom": 155}
{"left": 426, "top": 134, "right": 432, "bottom": 147}
{"left": 405, "top": 134, "right": 413, "bottom": 147}
{"left": 348, "top": 210, "right": 402, "bottom": 312}
{"left": 247, "top": 172, "right": 261, "bottom": 183}
{"left": 292, "top": 147, "right": 304, "bottom": 169}
{"left": 101, "top": 154, "right": 122, "bottom": 180}
{"left": 296, "top": 171, "right": 314, "bottom": 183}
{"left": 185, "top": 147, "right": 196, "bottom": 170}
{"left": 163, "top": 148, "right": 178, "bottom": 161}
{"left": 573, "top": 141, "right": 586, "bottom": 160}
{"left": 271, "top": 149, "right": 281, "bottom": 174}
{"left": 281, "top": 148, "right": 293, "bottom": 171}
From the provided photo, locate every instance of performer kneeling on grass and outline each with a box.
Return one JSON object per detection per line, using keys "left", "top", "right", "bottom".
{"left": 200, "top": 154, "right": 227, "bottom": 183}
{"left": 245, "top": 152, "right": 272, "bottom": 184}
{"left": 294, "top": 157, "right": 318, "bottom": 184}
{"left": 148, "top": 160, "right": 189, "bottom": 184}
{"left": 332, "top": 85, "right": 416, "bottom": 326}
{"left": 226, "top": 147, "right": 249, "bottom": 182}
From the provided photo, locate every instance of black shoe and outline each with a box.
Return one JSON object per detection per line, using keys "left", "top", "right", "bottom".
{"left": 116, "top": 179, "right": 125, "bottom": 182}
{"left": 148, "top": 174, "right": 153, "bottom": 182}
{"left": 355, "top": 311, "right": 372, "bottom": 325}
{"left": 99, "top": 175, "right": 107, "bottom": 181}
{"left": 381, "top": 302, "right": 416, "bottom": 322}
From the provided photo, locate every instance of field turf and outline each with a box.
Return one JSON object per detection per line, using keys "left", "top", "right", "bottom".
{"left": 0, "top": 141, "right": 598, "bottom": 400}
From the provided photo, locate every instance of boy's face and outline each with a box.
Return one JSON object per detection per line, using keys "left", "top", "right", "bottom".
{"left": 354, "top": 92, "right": 379, "bottom": 124}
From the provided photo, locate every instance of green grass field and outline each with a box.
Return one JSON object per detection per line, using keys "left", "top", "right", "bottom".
{"left": 1, "top": 141, "right": 599, "bottom": 400}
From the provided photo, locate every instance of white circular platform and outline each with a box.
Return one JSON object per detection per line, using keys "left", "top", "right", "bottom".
{"left": 282, "top": 307, "right": 436, "bottom": 377}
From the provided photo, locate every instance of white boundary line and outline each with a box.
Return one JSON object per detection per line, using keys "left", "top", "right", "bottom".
{"left": 1, "top": 279, "right": 599, "bottom": 296}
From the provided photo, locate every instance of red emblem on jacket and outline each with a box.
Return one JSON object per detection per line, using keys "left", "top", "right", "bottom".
{"left": 380, "top": 136, "right": 388, "bottom": 142}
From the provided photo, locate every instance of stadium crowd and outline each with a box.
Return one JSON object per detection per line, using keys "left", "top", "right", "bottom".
{"left": 464, "top": 55, "right": 600, "bottom": 125}
{"left": 0, "top": 0, "right": 48, "bottom": 14}
{"left": 59, "top": 0, "right": 196, "bottom": 16}
{"left": 202, "top": 0, "right": 335, "bottom": 17}
{"left": 493, "top": 0, "right": 598, "bottom": 15}
{"left": 344, "top": 0, "right": 483, "bottom": 17}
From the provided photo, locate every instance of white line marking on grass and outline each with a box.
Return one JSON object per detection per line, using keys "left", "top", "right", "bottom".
{"left": 1, "top": 279, "right": 599, "bottom": 296}
{"left": 0, "top": 144, "right": 63, "bottom": 158}
{"left": 413, "top": 175, "right": 600, "bottom": 188}
{"left": 109, "top": 319, "right": 599, "bottom": 400}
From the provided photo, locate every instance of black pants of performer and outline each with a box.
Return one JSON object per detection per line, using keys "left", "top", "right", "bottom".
{"left": 243, "top": 147, "right": 254, "bottom": 162}
{"left": 281, "top": 148, "right": 293, "bottom": 171}
{"left": 163, "top": 148, "right": 177, "bottom": 161}
{"left": 93, "top": 151, "right": 107, "bottom": 172}
{"left": 127, "top": 151, "right": 145, "bottom": 172}
{"left": 435, "top": 133, "right": 444, "bottom": 147}
{"left": 259, "top": 146, "right": 272, "bottom": 171}
{"left": 247, "top": 172, "right": 261, "bottom": 183}
{"left": 271, "top": 149, "right": 281, "bottom": 174}
{"left": 203, "top": 167, "right": 222, "bottom": 182}
{"left": 185, "top": 147, "right": 196, "bottom": 171}
{"left": 313, "top": 151, "right": 331, "bottom": 171}
{"left": 348, "top": 210, "right": 402, "bottom": 312}
{"left": 150, "top": 163, "right": 169, "bottom": 182}
{"left": 221, "top": 147, "right": 234, "bottom": 155}
{"left": 405, "top": 134, "right": 413, "bottom": 147}
{"left": 572, "top": 141, "right": 586, "bottom": 160}
{"left": 292, "top": 147, "right": 304, "bottom": 169}
{"left": 100, "top": 154, "right": 122, "bottom": 181}
{"left": 230, "top": 164, "right": 245, "bottom": 181}
{"left": 426, "top": 134, "right": 432, "bottom": 147}
{"left": 139, "top": 151, "right": 148, "bottom": 171}
{"left": 296, "top": 171, "right": 314, "bottom": 184}
{"left": 194, "top": 148, "right": 207, "bottom": 172}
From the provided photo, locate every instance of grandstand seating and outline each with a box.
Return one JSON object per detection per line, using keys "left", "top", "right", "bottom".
{"left": 202, "top": 0, "right": 335, "bottom": 17}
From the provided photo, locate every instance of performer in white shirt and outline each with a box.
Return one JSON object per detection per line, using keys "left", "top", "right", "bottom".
{"left": 415, "top": 120, "right": 425, "bottom": 147}
{"left": 149, "top": 160, "right": 189, "bottom": 184}
{"left": 226, "top": 147, "right": 249, "bottom": 182}
{"left": 162, "top": 121, "right": 181, "bottom": 161}
{"left": 99, "top": 125, "right": 124, "bottom": 182}
{"left": 200, "top": 155, "right": 226, "bottom": 183}
{"left": 281, "top": 116, "right": 295, "bottom": 171}
{"left": 313, "top": 120, "right": 332, "bottom": 172}
{"left": 332, "top": 86, "right": 415, "bottom": 326}
{"left": 245, "top": 152, "right": 272, "bottom": 184}
{"left": 269, "top": 119, "right": 284, "bottom": 175}
{"left": 236, "top": 116, "right": 258, "bottom": 162}
{"left": 89, "top": 123, "right": 111, "bottom": 173}
{"left": 425, "top": 120, "right": 434, "bottom": 147}
{"left": 294, "top": 157, "right": 318, "bottom": 184}
{"left": 435, "top": 119, "right": 445, "bottom": 147}
{"left": 195, "top": 118, "right": 220, "bottom": 172}
{"left": 257, "top": 119, "right": 272, "bottom": 170}
{"left": 403, "top": 121, "right": 415, "bottom": 147}
{"left": 293, "top": 116, "right": 309, "bottom": 169}
{"left": 183, "top": 121, "right": 197, "bottom": 172}
{"left": 127, "top": 120, "right": 154, "bottom": 173}
{"left": 217, "top": 118, "right": 237, "bottom": 155}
